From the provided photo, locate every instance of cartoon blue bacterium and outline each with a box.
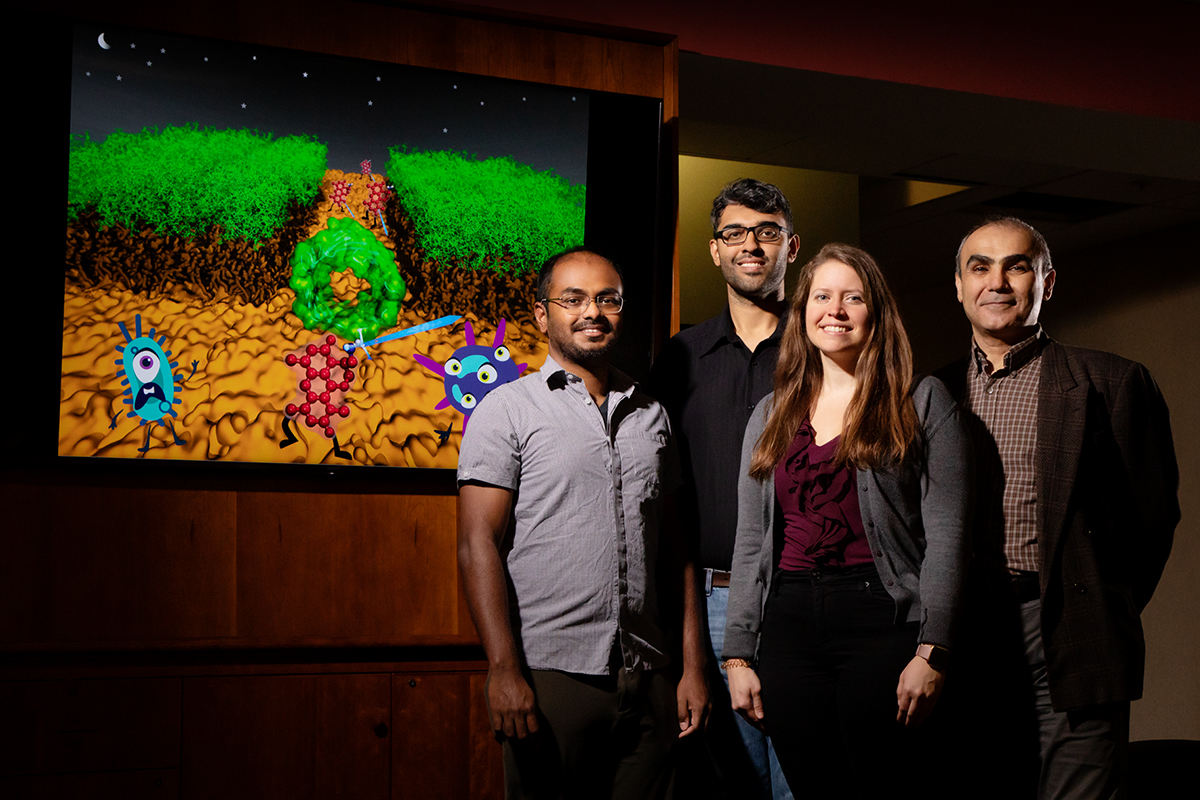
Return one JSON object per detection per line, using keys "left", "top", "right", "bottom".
{"left": 111, "top": 314, "right": 196, "bottom": 453}
{"left": 413, "top": 319, "right": 526, "bottom": 430}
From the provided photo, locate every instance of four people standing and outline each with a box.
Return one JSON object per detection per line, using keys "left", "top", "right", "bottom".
{"left": 459, "top": 199, "right": 1178, "bottom": 799}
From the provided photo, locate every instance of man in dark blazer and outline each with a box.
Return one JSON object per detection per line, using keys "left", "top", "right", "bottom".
{"left": 936, "top": 216, "right": 1179, "bottom": 799}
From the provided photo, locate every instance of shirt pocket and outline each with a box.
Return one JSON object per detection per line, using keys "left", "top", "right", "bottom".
{"left": 620, "top": 432, "right": 668, "bottom": 502}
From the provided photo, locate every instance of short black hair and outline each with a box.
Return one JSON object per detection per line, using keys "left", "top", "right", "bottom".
{"left": 536, "top": 247, "right": 624, "bottom": 302}
{"left": 955, "top": 215, "right": 1053, "bottom": 276}
{"left": 710, "top": 178, "right": 794, "bottom": 234}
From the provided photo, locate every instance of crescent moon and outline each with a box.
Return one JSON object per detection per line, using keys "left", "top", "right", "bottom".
{"left": 98, "top": 33, "right": 111, "bottom": 50}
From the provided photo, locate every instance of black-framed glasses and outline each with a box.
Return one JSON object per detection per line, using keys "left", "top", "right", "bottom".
{"left": 544, "top": 293, "right": 624, "bottom": 314}
{"left": 714, "top": 223, "right": 790, "bottom": 245}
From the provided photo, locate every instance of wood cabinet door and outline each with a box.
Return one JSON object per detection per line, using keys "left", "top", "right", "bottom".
{"left": 182, "top": 673, "right": 390, "bottom": 800}
{"left": 391, "top": 672, "right": 502, "bottom": 799}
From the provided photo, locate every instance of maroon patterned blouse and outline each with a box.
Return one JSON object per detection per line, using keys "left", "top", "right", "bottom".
{"left": 775, "top": 420, "right": 873, "bottom": 571}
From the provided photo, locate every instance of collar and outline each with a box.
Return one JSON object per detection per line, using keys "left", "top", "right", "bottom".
{"left": 700, "top": 305, "right": 789, "bottom": 358}
{"left": 540, "top": 354, "right": 636, "bottom": 400}
{"left": 971, "top": 326, "right": 1046, "bottom": 376}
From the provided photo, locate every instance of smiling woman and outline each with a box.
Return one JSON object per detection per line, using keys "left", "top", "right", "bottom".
{"left": 722, "top": 242, "right": 971, "bottom": 799}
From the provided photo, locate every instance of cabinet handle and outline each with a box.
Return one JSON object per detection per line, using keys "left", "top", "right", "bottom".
{"left": 374, "top": 722, "right": 389, "bottom": 738}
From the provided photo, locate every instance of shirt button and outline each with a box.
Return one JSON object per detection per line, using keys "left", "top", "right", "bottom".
{"left": 874, "top": 550, "right": 883, "bottom": 557}
{"left": 986, "top": 387, "right": 995, "bottom": 395}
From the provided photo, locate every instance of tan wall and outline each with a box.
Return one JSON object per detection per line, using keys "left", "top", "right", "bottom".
{"left": 1048, "top": 229, "right": 1200, "bottom": 741}
{"left": 677, "top": 156, "right": 858, "bottom": 327}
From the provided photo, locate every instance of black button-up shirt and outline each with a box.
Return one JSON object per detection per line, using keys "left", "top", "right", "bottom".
{"left": 648, "top": 307, "right": 787, "bottom": 570}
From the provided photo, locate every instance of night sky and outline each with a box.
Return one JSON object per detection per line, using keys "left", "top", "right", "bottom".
{"left": 69, "top": 22, "right": 590, "bottom": 185}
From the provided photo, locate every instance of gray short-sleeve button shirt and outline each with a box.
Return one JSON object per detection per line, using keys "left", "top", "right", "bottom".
{"left": 457, "top": 356, "right": 681, "bottom": 676}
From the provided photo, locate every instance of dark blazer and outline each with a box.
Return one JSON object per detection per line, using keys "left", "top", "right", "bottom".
{"left": 937, "top": 338, "right": 1179, "bottom": 711}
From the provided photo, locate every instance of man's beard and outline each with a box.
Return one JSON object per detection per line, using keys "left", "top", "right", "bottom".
{"left": 554, "top": 319, "right": 617, "bottom": 365}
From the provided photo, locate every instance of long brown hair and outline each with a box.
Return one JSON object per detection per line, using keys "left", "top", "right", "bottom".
{"left": 748, "top": 243, "right": 920, "bottom": 479}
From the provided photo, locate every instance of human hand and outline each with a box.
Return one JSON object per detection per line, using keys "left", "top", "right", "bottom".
{"left": 896, "top": 655, "right": 944, "bottom": 728}
{"left": 727, "top": 664, "right": 766, "bottom": 731}
{"left": 486, "top": 664, "right": 539, "bottom": 741}
{"left": 677, "top": 668, "right": 710, "bottom": 737}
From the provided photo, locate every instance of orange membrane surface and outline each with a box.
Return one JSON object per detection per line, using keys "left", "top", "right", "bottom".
{"left": 60, "top": 283, "right": 547, "bottom": 467}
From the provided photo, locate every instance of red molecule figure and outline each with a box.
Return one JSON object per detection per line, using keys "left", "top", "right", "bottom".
{"left": 282, "top": 338, "right": 354, "bottom": 448}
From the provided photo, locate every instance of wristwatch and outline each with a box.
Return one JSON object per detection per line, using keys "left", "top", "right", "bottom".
{"left": 915, "top": 642, "right": 950, "bottom": 671}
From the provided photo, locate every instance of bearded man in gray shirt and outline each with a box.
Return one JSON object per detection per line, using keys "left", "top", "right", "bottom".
{"left": 458, "top": 248, "right": 709, "bottom": 799}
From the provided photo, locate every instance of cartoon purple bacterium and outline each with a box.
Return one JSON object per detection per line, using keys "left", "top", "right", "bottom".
{"left": 413, "top": 319, "right": 526, "bottom": 433}
{"left": 111, "top": 313, "right": 197, "bottom": 453}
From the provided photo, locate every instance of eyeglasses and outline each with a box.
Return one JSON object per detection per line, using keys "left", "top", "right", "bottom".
{"left": 714, "top": 223, "right": 790, "bottom": 246}
{"left": 544, "top": 293, "right": 624, "bottom": 314}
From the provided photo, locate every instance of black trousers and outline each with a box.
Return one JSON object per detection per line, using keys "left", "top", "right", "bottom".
{"left": 502, "top": 666, "right": 678, "bottom": 800}
{"left": 756, "top": 566, "right": 921, "bottom": 799}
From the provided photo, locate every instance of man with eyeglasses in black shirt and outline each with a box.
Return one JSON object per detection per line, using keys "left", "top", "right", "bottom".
{"left": 650, "top": 179, "right": 799, "bottom": 799}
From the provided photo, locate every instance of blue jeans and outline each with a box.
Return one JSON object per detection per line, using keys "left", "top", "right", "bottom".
{"left": 706, "top": 585, "right": 793, "bottom": 800}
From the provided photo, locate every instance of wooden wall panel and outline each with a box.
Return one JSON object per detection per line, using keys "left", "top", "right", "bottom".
{"left": 0, "top": 483, "right": 237, "bottom": 645}
{"left": 0, "top": 678, "right": 181, "bottom": 775}
{"left": 182, "top": 673, "right": 391, "bottom": 800}
{"left": 236, "top": 492, "right": 460, "bottom": 641}
{"left": 3, "top": 769, "right": 179, "bottom": 799}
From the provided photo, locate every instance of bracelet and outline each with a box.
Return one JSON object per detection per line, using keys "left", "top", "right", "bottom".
{"left": 721, "top": 658, "right": 752, "bottom": 670}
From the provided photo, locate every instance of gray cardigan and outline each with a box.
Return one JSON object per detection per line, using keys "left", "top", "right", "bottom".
{"left": 722, "top": 376, "right": 971, "bottom": 662}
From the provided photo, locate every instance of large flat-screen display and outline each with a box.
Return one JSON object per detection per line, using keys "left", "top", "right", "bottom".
{"left": 60, "top": 21, "right": 665, "bottom": 470}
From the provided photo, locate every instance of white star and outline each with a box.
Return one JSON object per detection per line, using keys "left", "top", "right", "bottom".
{"left": 117, "top": 75, "right": 122, "bottom": 81}
{"left": 204, "top": 57, "right": 209, "bottom": 62}
{"left": 443, "top": 127, "right": 447, "bottom": 133}
{"left": 147, "top": 61, "right": 152, "bottom": 66}
{"left": 86, "top": 71, "right": 91, "bottom": 77}
{"left": 522, "top": 96, "right": 526, "bottom": 101}
{"left": 160, "top": 48, "right": 166, "bottom": 54}
{"left": 453, "top": 84, "right": 457, "bottom": 89}
{"left": 303, "top": 72, "right": 308, "bottom": 77}
{"left": 376, "top": 76, "right": 381, "bottom": 81}
{"left": 368, "top": 100, "right": 373, "bottom": 106}
{"left": 130, "top": 43, "right": 136, "bottom": 49}
{"left": 572, "top": 96, "right": 576, "bottom": 101}
{"left": 241, "top": 102, "right": 246, "bottom": 108}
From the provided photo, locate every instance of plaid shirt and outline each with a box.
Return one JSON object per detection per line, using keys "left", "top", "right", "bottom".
{"left": 964, "top": 330, "right": 1045, "bottom": 573}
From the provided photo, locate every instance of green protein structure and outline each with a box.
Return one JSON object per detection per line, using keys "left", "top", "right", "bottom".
{"left": 289, "top": 216, "right": 407, "bottom": 340}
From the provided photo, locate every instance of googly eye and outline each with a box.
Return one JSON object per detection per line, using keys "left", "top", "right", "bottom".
{"left": 445, "top": 358, "right": 463, "bottom": 376}
{"left": 132, "top": 349, "right": 161, "bottom": 383}
{"left": 477, "top": 364, "right": 497, "bottom": 384}
{"left": 493, "top": 346, "right": 511, "bottom": 362}
{"left": 459, "top": 393, "right": 477, "bottom": 409}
